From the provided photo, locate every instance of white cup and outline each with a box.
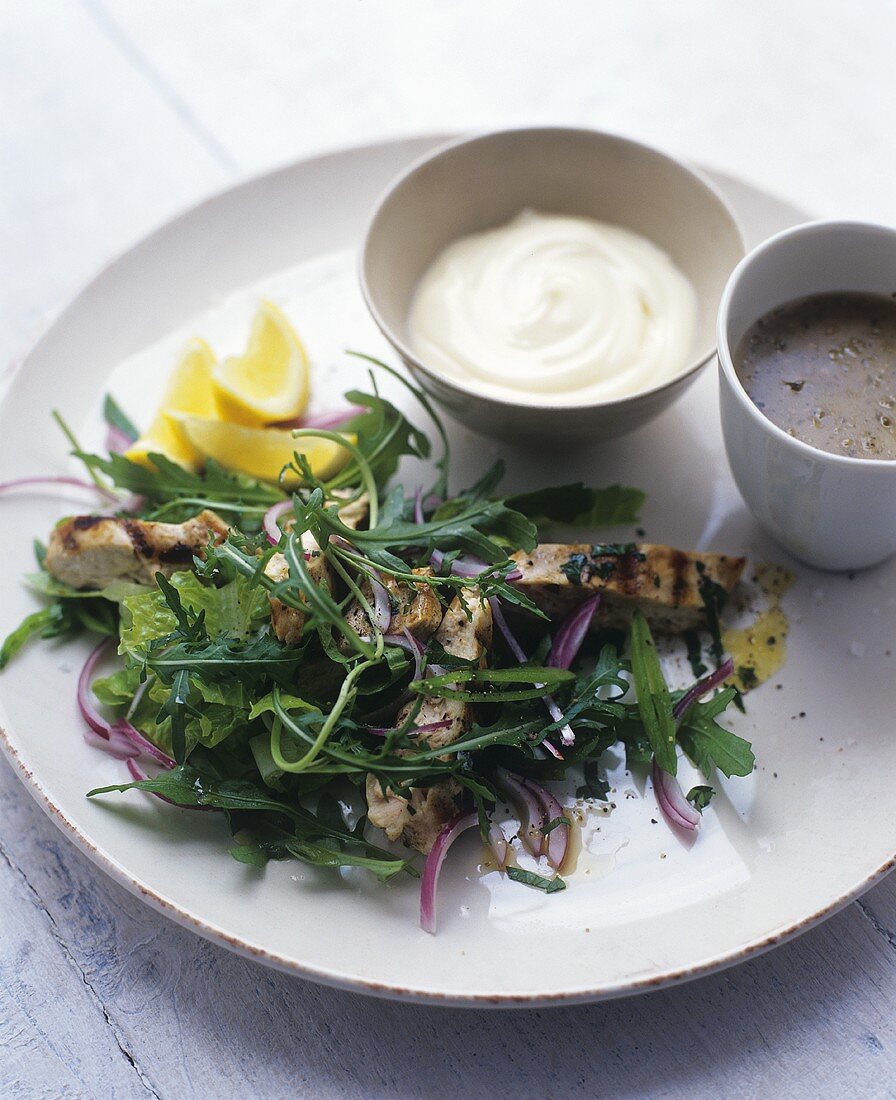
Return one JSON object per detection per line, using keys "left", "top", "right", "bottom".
{"left": 717, "top": 220, "right": 896, "bottom": 572}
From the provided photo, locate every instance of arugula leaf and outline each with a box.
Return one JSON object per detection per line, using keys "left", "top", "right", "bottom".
{"left": 506, "top": 867, "right": 567, "bottom": 893}
{"left": 90, "top": 766, "right": 413, "bottom": 880}
{"left": 120, "top": 571, "right": 268, "bottom": 655}
{"left": 328, "top": 387, "right": 430, "bottom": 492}
{"left": 629, "top": 611, "right": 677, "bottom": 775}
{"left": 147, "top": 632, "right": 304, "bottom": 687}
{"left": 508, "top": 483, "right": 645, "bottom": 527}
{"left": 678, "top": 690, "right": 755, "bottom": 778}
{"left": 103, "top": 394, "right": 139, "bottom": 443}
{"left": 73, "top": 449, "right": 281, "bottom": 521}
{"left": 157, "top": 668, "right": 192, "bottom": 763}
{"left": 576, "top": 759, "right": 611, "bottom": 801}
{"left": 0, "top": 607, "right": 60, "bottom": 669}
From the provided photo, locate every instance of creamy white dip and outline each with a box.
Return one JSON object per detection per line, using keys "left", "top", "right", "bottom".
{"left": 407, "top": 210, "right": 697, "bottom": 405}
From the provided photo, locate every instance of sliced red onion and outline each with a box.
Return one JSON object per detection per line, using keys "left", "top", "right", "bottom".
{"left": 495, "top": 767, "right": 545, "bottom": 856}
{"left": 0, "top": 476, "right": 119, "bottom": 503}
{"left": 78, "top": 639, "right": 114, "bottom": 735}
{"left": 533, "top": 783, "right": 570, "bottom": 870}
{"left": 84, "top": 723, "right": 140, "bottom": 760}
{"left": 269, "top": 405, "right": 365, "bottom": 431}
{"left": 113, "top": 720, "right": 174, "bottom": 767}
{"left": 672, "top": 657, "right": 735, "bottom": 722}
{"left": 413, "top": 485, "right": 425, "bottom": 525}
{"left": 263, "top": 499, "right": 293, "bottom": 546}
{"left": 420, "top": 811, "right": 478, "bottom": 934}
{"left": 429, "top": 547, "right": 510, "bottom": 580}
{"left": 548, "top": 596, "right": 600, "bottom": 670}
{"left": 488, "top": 596, "right": 571, "bottom": 750}
{"left": 78, "top": 640, "right": 174, "bottom": 766}
{"left": 106, "top": 425, "right": 133, "bottom": 454}
{"left": 487, "top": 823, "right": 510, "bottom": 870}
{"left": 652, "top": 758, "right": 701, "bottom": 831}
{"left": 368, "top": 570, "right": 392, "bottom": 633}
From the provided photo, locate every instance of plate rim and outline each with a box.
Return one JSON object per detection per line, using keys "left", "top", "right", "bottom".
{"left": 2, "top": 132, "right": 892, "bottom": 1008}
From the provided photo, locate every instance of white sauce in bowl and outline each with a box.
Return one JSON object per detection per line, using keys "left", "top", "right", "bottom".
{"left": 407, "top": 210, "right": 698, "bottom": 405}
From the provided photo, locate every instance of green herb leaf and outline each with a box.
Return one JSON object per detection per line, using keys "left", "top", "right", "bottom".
{"left": 678, "top": 691, "right": 755, "bottom": 778}
{"left": 103, "top": 394, "right": 139, "bottom": 443}
{"left": 506, "top": 867, "right": 567, "bottom": 893}
{"left": 629, "top": 610, "right": 677, "bottom": 775}
{"left": 686, "top": 785, "right": 715, "bottom": 811}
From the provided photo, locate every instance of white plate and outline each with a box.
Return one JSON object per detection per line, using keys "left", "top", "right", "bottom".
{"left": 1, "top": 135, "right": 893, "bottom": 1007}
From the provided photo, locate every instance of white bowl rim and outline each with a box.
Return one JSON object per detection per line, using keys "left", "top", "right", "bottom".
{"left": 717, "top": 217, "right": 896, "bottom": 469}
{"left": 359, "top": 124, "right": 747, "bottom": 413}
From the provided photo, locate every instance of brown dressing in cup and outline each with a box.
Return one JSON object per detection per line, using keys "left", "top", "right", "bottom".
{"left": 734, "top": 292, "right": 896, "bottom": 460}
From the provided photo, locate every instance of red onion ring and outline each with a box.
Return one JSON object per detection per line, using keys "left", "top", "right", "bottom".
{"left": 263, "top": 500, "right": 293, "bottom": 546}
{"left": 420, "top": 811, "right": 478, "bottom": 934}
{"left": 106, "top": 425, "right": 133, "bottom": 454}
{"left": 495, "top": 767, "right": 545, "bottom": 856}
{"left": 78, "top": 639, "right": 114, "bottom": 735}
{"left": 269, "top": 406, "right": 365, "bottom": 430}
{"left": 83, "top": 723, "right": 140, "bottom": 760}
{"left": 78, "top": 641, "right": 174, "bottom": 766}
{"left": 673, "top": 657, "right": 735, "bottom": 722}
{"left": 0, "top": 476, "right": 119, "bottom": 503}
{"left": 532, "top": 783, "right": 569, "bottom": 870}
{"left": 652, "top": 758, "right": 701, "bottom": 831}
{"left": 384, "top": 628, "right": 423, "bottom": 680}
{"left": 548, "top": 596, "right": 601, "bottom": 670}
{"left": 368, "top": 570, "right": 392, "bottom": 633}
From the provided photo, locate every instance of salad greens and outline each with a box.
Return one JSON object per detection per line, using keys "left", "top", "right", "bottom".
{"left": 1, "top": 362, "right": 754, "bottom": 919}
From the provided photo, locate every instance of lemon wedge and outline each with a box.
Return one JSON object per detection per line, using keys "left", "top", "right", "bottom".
{"left": 124, "top": 339, "right": 217, "bottom": 470}
{"left": 177, "top": 416, "right": 352, "bottom": 486}
{"left": 211, "top": 301, "right": 310, "bottom": 426}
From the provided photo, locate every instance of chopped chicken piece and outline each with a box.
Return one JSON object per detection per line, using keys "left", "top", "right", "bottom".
{"left": 267, "top": 493, "right": 369, "bottom": 645}
{"left": 510, "top": 543, "right": 745, "bottom": 633}
{"left": 266, "top": 534, "right": 332, "bottom": 645}
{"left": 393, "top": 587, "right": 492, "bottom": 751}
{"left": 342, "top": 567, "right": 442, "bottom": 647}
{"left": 434, "top": 586, "right": 493, "bottom": 660}
{"left": 45, "top": 510, "right": 228, "bottom": 590}
{"left": 365, "top": 773, "right": 461, "bottom": 855}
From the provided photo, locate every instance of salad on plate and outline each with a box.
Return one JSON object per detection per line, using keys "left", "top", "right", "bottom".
{"left": 0, "top": 304, "right": 756, "bottom": 933}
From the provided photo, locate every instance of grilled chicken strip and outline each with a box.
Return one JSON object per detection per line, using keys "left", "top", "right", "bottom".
{"left": 45, "top": 510, "right": 229, "bottom": 590}
{"left": 366, "top": 589, "right": 493, "bottom": 854}
{"left": 341, "top": 567, "right": 442, "bottom": 648}
{"left": 267, "top": 493, "right": 369, "bottom": 645}
{"left": 510, "top": 543, "right": 745, "bottom": 633}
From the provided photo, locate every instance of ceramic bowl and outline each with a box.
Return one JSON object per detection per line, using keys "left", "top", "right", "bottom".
{"left": 360, "top": 126, "right": 745, "bottom": 443}
{"left": 717, "top": 220, "right": 896, "bottom": 571}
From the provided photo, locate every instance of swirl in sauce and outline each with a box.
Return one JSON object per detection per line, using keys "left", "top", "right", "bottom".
{"left": 407, "top": 210, "right": 697, "bottom": 405}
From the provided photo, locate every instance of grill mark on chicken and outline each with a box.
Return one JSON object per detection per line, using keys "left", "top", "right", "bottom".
{"left": 45, "top": 510, "right": 229, "bottom": 590}
{"left": 510, "top": 543, "right": 745, "bottom": 633}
